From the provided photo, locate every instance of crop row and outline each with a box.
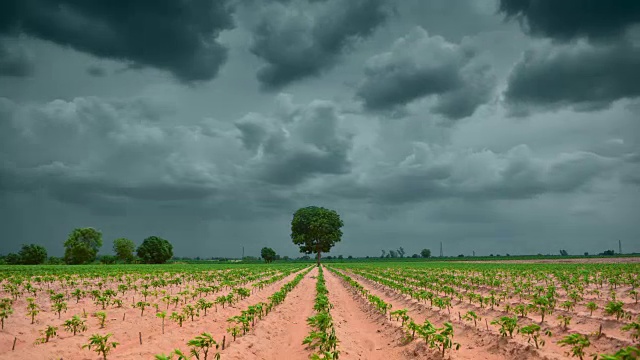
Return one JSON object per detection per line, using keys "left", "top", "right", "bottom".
{"left": 326, "top": 267, "right": 461, "bottom": 358}
{"left": 155, "top": 266, "right": 313, "bottom": 359}
{"left": 336, "top": 264, "right": 640, "bottom": 360}
{"left": 304, "top": 266, "right": 339, "bottom": 360}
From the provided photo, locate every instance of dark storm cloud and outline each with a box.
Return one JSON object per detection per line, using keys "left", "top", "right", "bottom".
{"left": 235, "top": 97, "right": 352, "bottom": 185}
{"left": 498, "top": 0, "right": 640, "bottom": 41}
{"left": 0, "top": 0, "right": 235, "bottom": 82}
{"left": 248, "top": 0, "right": 391, "bottom": 89}
{"left": 86, "top": 65, "right": 106, "bottom": 77}
{"left": 0, "top": 40, "right": 33, "bottom": 77}
{"left": 318, "top": 144, "right": 619, "bottom": 205}
{"left": 505, "top": 40, "right": 640, "bottom": 111}
{"left": 356, "top": 27, "right": 495, "bottom": 119}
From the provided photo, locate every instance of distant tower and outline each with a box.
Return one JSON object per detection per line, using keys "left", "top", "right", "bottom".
{"left": 473, "top": 250, "right": 475, "bottom": 257}
{"left": 440, "top": 242, "right": 443, "bottom": 257}
{"left": 619, "top": 240, "right": 622, "bottom": 255}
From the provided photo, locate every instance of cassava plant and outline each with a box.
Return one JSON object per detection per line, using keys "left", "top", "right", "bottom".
{"left": 519, "top": 324, "right": 551, "bottom": 349}
{"left": 64, "top": 315, "right": 87, "bottom": 335}
{"left": 96, "top": 311, "right": 107, "bottom": 328}
{"left": 558, "top": 333, "right": 591, "bottom": 360}
{"left": 82, "top": 333, "right": 119, "bottom": 360}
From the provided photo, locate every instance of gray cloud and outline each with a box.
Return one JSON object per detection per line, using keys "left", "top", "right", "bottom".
{"left": 86, "top": 65, "right": 106, "bottom": 77}
{"left": 504, "top": 40, "right": 640, "bottom": 112}
{"left": 356, "top": 27, "right": 495, "bottom": 119}
{"left": 247, "top": 0, "right": 390, "bottom": 89}
{"left": 235, "top": 95, "right": 352, "bottom": 185}
{"left": 0, "top": 39, "right": 33, "bottom": 77}
{"left": 0, "top": 0, "right": 234, "bottom": 82}
{"left": 317, "top": 143, "right": 620, "bottom": 205}
{"left": 499, "top": 0, "right": 640, "bottom": 41}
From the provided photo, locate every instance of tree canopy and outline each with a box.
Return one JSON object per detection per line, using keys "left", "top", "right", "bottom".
{"left": 291, "top": 206, "right": 343, "bottom": 264}
{"left": 261, "top": 247, "right": 277, "bottom": 263}
{"left": 18, "top": 244, "right": 48, "bottom": 265}
{"left": 137, "top": 236, "right": 173, "bottom": 264}
{"left": 421, "top": 248, "right": 431, "bottom": 258}
{"left": 64, "top": 227, "right": 103, "bottom": 265}
{"left": 113, "top": 238, "right": 136, "bottom": 262}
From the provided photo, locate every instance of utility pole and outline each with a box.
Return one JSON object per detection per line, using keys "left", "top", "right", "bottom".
{"left": 472, "top": 250, "right": 475, "bottom": 257}
{"left": 440, "top": 242, "right": 443, "bottom": 258}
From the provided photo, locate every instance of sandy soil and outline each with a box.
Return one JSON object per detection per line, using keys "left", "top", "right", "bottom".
{"left": 221, "top": 267, "right": 318, "bottom": 360}
{"left": 345, "top": 269, "right": 634, "bottom": 360}
{"left": 0, "top": 269, "right": 305, "bottom": 360}
{"left": 323, "top": 267, "right": 408, "bottom": 360}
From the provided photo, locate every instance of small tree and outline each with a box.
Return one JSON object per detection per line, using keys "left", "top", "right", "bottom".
{"left": 113, "top": 238, "right": 136, "bottom": 263}
{"left": 83, "top": 333, "right": 118, "bottom": 360}
{"left": 137, "top": 236, "right": 174, "bottom": 264}
{"left": 421, "top": 249, "right": 431, "bottom": 258}
{"left": 260, "top": 247, "right": 277, "bottom": 263}
{"left": 291, "top": 206, "right": 344, "bottom": 265}
{"left": 64, "top": 227, "right": 103, "bottom": 264}
{"left": 18, "top": 244, "right": 48, "bottom": 264}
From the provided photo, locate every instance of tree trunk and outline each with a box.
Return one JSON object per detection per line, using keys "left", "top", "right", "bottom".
{"left": 316, "top": 243, "right": 321, "bottom": 265}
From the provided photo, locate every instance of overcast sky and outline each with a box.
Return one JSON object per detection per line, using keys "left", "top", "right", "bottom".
{"left": 1, "top": 0, "right": 639, "bottom": 258}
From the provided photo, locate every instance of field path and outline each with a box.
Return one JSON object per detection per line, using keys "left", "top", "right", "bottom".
{"left": 222, "top": 266, "right": 318, "bottom": 360}
{"left": 324, "top": 267, "right": 407, "bottom": 360}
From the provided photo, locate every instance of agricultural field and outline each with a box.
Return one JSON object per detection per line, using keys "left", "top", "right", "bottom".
{"left": 0, "top": 261, "right": 639, "bottom": 360}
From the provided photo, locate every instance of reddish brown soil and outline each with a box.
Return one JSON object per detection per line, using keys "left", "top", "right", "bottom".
{"left": 0, "top": 270, "right": 303, "bottom": 360}
{"left": 345, "top": 269, "right": 634, "bottom": 360}
{"left": 221, "top": 267, "right": 318, "bottom": 360}
{"left": 323, "top": 267, "right": 408, "bottom": 359}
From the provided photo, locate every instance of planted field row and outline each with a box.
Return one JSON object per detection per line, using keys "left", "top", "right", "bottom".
{"left": 334, "top": 263, "right": 639, "bottom": 359}
{"left": 304, "top": 266, "right": 339, "bottom": 359}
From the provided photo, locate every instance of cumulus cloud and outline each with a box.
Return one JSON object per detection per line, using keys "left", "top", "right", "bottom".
{"left": 0, "top": 0, "right": 235, "bottom": 81}
{"left": 318, "top": 142, "right": 619, "bottom": 205}
{"left": 234, "top": 95, "right": 353, "bottom": 185}
{"left": 504, "top": 39, "right": 640, "bottom": 112}
{"left": 355, "top": 27, "right": 495, "bottom": 119}
{"left": 499, "top": 0, "right": 640, "bottom": 41}
{"left": 247, "top": 0, "right": 390, "bottom": 89}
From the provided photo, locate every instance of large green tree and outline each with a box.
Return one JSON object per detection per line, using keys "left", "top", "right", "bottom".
{"left": 137, "top": 236, "right": 173, "bottom": 264}
{"left": 261, "top": 247, "right": 277, "bottom": 263}
{"left": 421, "top": 248, "right": 431, "bottom": 258}
{"left": 64, "top": 227, "right": 103, "bottom": 264}
{"left": 18, "top": 244, "right": 48, "bottom": 265}
{"left": 291, "top": 206, "right": 344, "bottom": 265}
{"left": 112, "top": 238, "right": 136, "bottom": 262}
